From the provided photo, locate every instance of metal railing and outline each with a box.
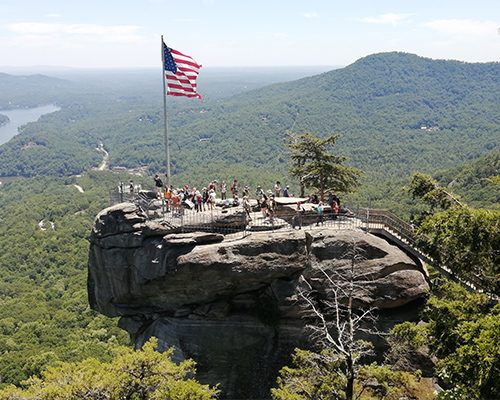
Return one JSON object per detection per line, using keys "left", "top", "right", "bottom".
{"left": 354, "top": 208, "right": 417, "bottom": 246}
{"left": 113, "top": 191, "right": 360, "bottom": 236}
{"left": 108, "top": 190, "right": 492, "bottom": 296}
{"left": 352, "top": 208, "right": 489, "bottom": 294}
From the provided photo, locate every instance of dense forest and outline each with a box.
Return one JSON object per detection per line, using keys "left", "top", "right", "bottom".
{"left": 0, "top": 52, "right": 500, "bottom": 398}
{"left": 1, "top": 52, "right": 500, "bottom": 204}
{"left": 0, "top": 172, "right": 138, "bottom": 385}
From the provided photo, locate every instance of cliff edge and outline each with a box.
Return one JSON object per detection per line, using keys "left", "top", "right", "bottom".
{"left": 88, "top": 202, "right": 430, "bottom": 399}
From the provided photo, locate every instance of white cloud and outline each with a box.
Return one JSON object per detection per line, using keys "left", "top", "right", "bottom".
{"left": 362, "top": 13, "right": 412, "bottom": 25}
{"left": 424, "top": 19, "right": 497, "bottom": 37}
{"left": 2, "top": 23, "right": 146, "bottom": 48}
{"left": 7, "top": 22, "right": 142, "bottom": 37}
{"left": 274, "top": 32, "right": 288, "bottom": 41}
{"left": 303, "top": 12, "right": 320, "bottom": 18}
{"left": 6, "top": 34, "right": 70, "bottom": 48}
{"left": 46, "top": 14, "right": 61, "bottom": 18}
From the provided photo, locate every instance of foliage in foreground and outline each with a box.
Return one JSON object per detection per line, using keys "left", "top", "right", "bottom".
{"left": 405, "top": 172, "right": 500, "bottom": 294}
{"left": 271, "top": 348, "right": 434, "bottom": 400}
{"left": 386, "top": 279, "right": 500, "bottom": 400}
{"left": 423, "top": 281, "right": 500, "bottom": 400}
{"left": 401, "top": 171, "right": 500, "bottom": 399}
{"left": 0, "top": 337, "right": 219, "bottom": 400}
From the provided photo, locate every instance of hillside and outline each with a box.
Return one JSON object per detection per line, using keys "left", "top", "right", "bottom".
{"left": 1, "top": 52, "right": 500, "bottom": 207}
{"left": 0, "top": 73, "right": 78, "bottom": 110}
{"left": 0, "top": 172, "right": 135, "bottom": 385}
{"left": 433, "top": 152, "right": 500, "bottom": 209}
{"left": 1, "top": 55, "right": 500, "bottom": 396}
{"left": 177, "top": 52, "right": 500, "bottom": 181}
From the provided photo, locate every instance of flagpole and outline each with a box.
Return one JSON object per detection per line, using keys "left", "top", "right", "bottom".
{"left": 161, "top": 35, "right": 171, "bottom": 189}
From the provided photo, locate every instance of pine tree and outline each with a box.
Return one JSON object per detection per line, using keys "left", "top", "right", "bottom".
{"left": 285, "top": 131, "right": 362, "bottom": 200}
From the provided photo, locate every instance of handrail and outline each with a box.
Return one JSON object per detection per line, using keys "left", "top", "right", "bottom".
{"left": 355, "top": 208, "right": 489, "bottom": 295}
{"left": 355, "top": 208, "right": 417, "bottom": 245}
{"left": 108, "top": 191, "right": 491, "bottom": 296}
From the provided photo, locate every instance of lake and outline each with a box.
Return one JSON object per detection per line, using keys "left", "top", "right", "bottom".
{"left": 0, "top": 104, "right": 61, "bottom": 146}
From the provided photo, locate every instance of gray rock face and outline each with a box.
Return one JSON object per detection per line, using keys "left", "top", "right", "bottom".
{"left": 88, "top": 203, "right": 430, "bottom": 399}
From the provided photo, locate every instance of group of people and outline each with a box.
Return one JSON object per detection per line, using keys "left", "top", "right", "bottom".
{"left": 221, "top": 180, "right": 293, "bottom": 200}
{"left": 117, "top": 180, "right": 141, "bottom": 200}
{"left": 223, "top": 180, "right": 290, "bottom": 222}
{"left": 291, "top": 192, "right": 340, "bottom": 229}
{"left": 154, "top": 175, "right": 219, "bottom": 213}
{"left": 148, "top": 174, "right": 341, "bottom": 224}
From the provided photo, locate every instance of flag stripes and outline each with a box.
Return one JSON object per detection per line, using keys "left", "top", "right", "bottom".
{"left": 163, "top": 42, "right": 202, "bottom": 99}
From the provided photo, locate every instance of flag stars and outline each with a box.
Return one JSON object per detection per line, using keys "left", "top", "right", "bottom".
{"left": 163, "top": 45, "right": 177, "bottom": 73}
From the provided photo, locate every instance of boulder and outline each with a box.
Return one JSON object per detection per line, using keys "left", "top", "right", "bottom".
{"left": 88, "top": 202, "right": 430, "bottom": 399}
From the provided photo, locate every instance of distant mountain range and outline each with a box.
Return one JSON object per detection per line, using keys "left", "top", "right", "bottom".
{"left": 184, "top": 51, "right": 500, "bottom": 180}
{"left": 0, "top": 72, "right": 76, "bottom": 109}
{"left": 0, "top": 52, "right": 499, "bottom": 206}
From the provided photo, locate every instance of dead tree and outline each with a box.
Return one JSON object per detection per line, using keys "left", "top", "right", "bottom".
{"left": 298, "top": 239, "right": 379, "bottom": 400}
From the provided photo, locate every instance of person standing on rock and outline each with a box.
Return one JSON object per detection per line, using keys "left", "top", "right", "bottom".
{"left": 202, "top": 187, "right": 209, "bottom": 211}
{"left": 194, "top": 190, "right": 203, "bottom": 212}
{"left": 268, "top": 195, "right": 277, "bottom": 223}
{"left": 129, "top": 180, "right": 135, "bottom": 200}
{"left": 315, "top": 201, "right": 324, "bottom": 226}
{"left": 274, "top": 181, "right": 282, "bottom": 197}
{"left": 154, "top": 174, "right": 163, "bottom": 198}
{"left": 208, "top": 189, "right": 216, "bottom": 209}
{"left": 165, "top": 185, "right": 172, "bottom": 212}
{"left": 243, "top": 195, "right": 252, "bottom": 219}
{"left": 230, "top": 180, "right": 238, "bottom": 198}
{"left": 255, "top": 185, "right": 264, "bottom": 202}
{"left": 220, "top": 181, "right": 227, "bottom": 200}
{"left": 260, "top": 194, "right": 269, "bottom": 218}
{"left": 209, "top": 180, "right": 217, "bottom": 193}
{"left": 292, "top": 201, "right": 305, "bottom": 229}
{"left": 327, "top": 192, "right": 339, "bottom": 220}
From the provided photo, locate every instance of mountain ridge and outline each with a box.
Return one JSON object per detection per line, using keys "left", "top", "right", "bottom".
{"left": 1, "top": 52, "right": 500, "bottom": 198}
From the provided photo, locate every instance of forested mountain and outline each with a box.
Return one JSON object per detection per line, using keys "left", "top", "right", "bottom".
{"left": 1, "top": 52, "right": 500, "bottom": 207}
{"left": 183, "top": 51, "right": 500, "bottom": 183}
{"left": 0, "top": 73, "right": 78, "bottom": 110}
{"left": 0, "top": 54, "right": 500, "bottom": 397}
{"left": 433, "top": 151, "right": 500, "bottom": 209}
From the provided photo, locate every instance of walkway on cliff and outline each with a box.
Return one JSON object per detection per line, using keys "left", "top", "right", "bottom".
{"left": 109, "top": 190, "right": 490, "bottom": 297}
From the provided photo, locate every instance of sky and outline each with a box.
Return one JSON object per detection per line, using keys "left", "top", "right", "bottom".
{"left": 1, "top": 0, "right": 500, "bottom": 69}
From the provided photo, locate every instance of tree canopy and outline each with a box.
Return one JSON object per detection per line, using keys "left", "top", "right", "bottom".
{"left": 285, "top": 131, "right": 362, "bottom": 200}
{"left": 405, "top": 172, "right": 500, "bottom": 294}
{"left": 397, "top": 170, "right": 500, "bottom": 399}
{"left": 0, "top": 337, "right": 219, "bottom": 400}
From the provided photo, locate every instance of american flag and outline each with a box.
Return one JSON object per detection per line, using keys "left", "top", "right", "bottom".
{"left": 163, "top": 42, "right": 202, "bottom": 99}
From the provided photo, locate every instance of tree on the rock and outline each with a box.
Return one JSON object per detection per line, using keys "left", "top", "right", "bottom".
{"left": 404, "top": 172, "right": 464, "bottom": 212}
{"left": 285, "top": 131, "right": 362, "bottom": 200}
{"left": 273, "top": 240, "right": 375, "bottom": 400}
{"left": 0, "top": 337, "right": 219, "bottom": 400}
{"left": 272, "top": 240, "right": 426, "bottom": 400}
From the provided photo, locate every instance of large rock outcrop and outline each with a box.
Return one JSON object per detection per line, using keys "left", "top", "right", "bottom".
{"left": 88, "top": 203, "right": 430, "bottom": 399}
